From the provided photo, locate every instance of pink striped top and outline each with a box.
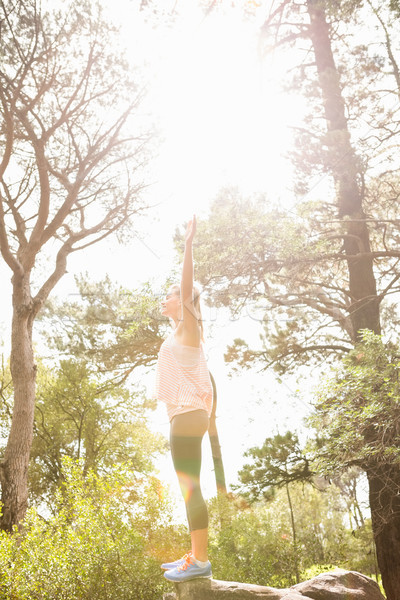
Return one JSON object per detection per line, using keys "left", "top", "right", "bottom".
{"left": 155, "top": 334, "right": 213, "bottom": 421}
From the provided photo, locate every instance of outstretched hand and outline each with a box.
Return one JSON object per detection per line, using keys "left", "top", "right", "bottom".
{"left": 185, "top": 214, "right": 197, "bottom": 245}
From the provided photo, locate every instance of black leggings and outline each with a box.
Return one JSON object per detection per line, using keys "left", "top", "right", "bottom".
{"left": 170, "top": 409, "right": 209, "bottom": 532}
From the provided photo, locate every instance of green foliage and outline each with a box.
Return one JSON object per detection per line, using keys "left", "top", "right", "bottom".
{"left": 190, "top": 191, "right": 354, "bottom": 375}
{"left": 310, "top": 330, "right": 400, "bottom": 478}
{"left": 28, "top": 359, "right": 167, "bottom": 505}
{"left": 237, "top": 432, "right": 313, "bottom": 502}
{"left": 207, "top": 484, "right": 377, "bottom": 588}
{"left": 236, "top": 432, "right": 318, "bottom": 584}
{"left": 39, "top": 276, "right": 166, "bottom": 377}
{"left": 182, "top": 190, "right": 314, "bottom": 311}
{"left": 207, "top": 494, "right": 300, "bottom": 587}
{"left": 186, "top": 0, "right": 400, "bottom": 378}
{"left": 18, "top": 274, "right": 171, "bottom": 505}
{"left": 389, "top": 0, "right": 400, "bottom": 17}
{"left": 0, "top": 459, "right": 181, "bottom": 600}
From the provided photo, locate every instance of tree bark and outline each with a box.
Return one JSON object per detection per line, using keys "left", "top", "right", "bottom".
{"left": 208, "top": 371, "right": 227, "bottom": 496}
{"left": 208, "top": 371, "right": 229, "bottom": 529}
{"left": 307, "top": 0, "right": 381, "bottom": 341}
{"left": 0, "top": 0, "right": 148, "bottom": 531}
{"left": 285, "top": 482, "right": 300, "bottom": 584}
{"left": 306, "top": 3, "right": 398, "bottom": 597}
{"left": 0, "top": 272, "right": 36, "bottom": 531}
{"left": 367, "top": 464, "right": 400, "bottom": 600}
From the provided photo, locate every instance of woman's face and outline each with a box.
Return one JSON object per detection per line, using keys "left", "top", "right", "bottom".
{"left": 161, "top": 287, "right": 181, "bottom": 319}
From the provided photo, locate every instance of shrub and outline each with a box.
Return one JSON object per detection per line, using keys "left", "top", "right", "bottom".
{"left": 0, "top": 458, "right": 183, "bottom": 600}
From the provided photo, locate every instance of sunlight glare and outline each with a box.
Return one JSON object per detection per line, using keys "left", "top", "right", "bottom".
{"left": 111, "top": 0, "right": 307, "bottom": 206}
{"left": 153, "top": 10, "right": 297, "bottom": 201}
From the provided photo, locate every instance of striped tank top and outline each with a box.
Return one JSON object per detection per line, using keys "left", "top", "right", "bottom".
{"left": 155, "top": 333, "right": 213, "bottom": 421}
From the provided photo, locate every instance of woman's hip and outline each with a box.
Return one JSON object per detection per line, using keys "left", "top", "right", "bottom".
{"left": 170, "top": 409, "right": 209, "bottom": 437}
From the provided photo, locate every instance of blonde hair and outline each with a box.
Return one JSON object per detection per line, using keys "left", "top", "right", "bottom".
{"left": 170, "top": 284, "right": 204, "bottom": 340}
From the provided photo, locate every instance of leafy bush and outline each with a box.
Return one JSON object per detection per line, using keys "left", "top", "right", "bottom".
{"left": 0, "top": 458, "right": 379, "bottom": 598}
{"left": 207, "top": 485, "right": 377, "bottom": 588}
{"left": 310, "top": 330, "right": 400, "bottom": 476}
{"left": 0, "top": 458, "right": 185, "bottom": 600}
{"left": 207, "top": 493, "right": 303, "bottom": 587}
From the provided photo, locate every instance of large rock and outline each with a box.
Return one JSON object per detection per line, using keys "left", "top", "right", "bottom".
{"left": 163, "top": 569, "right": 385, "bottom": 600}
{"left": 292, "top": 570, "right": 384, "bottom": 599}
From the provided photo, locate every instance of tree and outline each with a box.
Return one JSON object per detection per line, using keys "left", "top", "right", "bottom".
{"left": 237, "top": 432, "right": 313, "bottom": 501}
{"left": 332, "top": 467, "right": 365, "bottom": 531}
{"left": 237, "top": 432, "right": 313, "bottom": 583}
{"left": 207, "top": 481, "right": 376, "bottom": 587}
{"left": 0, "top": 0, "right": 152, "bottom": 530}
{"left": 310, "top": 330, "right": 400, "bottom": 522}
{"left": 39, "top": 276, "right": 165, "bottom": 383}
{"left": 259, "top": 3, "right": 400, "bottom": 595}
{"left": 208, "top": 371, "right": 227, "bottom": 495}
{"left": 0, "top": 353, "right": 168, "bottom": 506}
{"left": 30, "top": 359, "right": 167, "bottom": 505}
{"left": 191, "top": 1, "right": 400, "bottom": 595}
{"left": 27, "top": 278, "right": 168, "bottom": 503}
{"left": 0, "top": 458, "right": 181, "bottom": 600}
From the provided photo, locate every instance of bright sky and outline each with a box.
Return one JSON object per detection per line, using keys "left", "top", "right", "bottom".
{"left": 69, "top": 0, "right": 307, "bottom": 283}
{"left": 0, "top": 0, "right": 314, "bottom": 517}
{"left": 104, "top": 0, "right": 312, "bottom": 510}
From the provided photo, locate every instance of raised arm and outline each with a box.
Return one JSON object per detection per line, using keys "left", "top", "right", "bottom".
{"left": 181, "top": 215, "right": 196, "bottom": 303}
{"left": 178, "top": 215, "right": 200, "bottom": 345}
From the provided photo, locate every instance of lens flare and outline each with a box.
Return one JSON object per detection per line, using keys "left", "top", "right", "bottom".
{"left": 176, "top": 471, "right": 197, "bottom": 503}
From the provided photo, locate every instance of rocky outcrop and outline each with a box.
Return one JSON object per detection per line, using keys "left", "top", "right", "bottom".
{"left": 163, "top": 569, "right": 385, "bottom": 600}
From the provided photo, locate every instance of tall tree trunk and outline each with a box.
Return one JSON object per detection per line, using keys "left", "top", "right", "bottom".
{"left": 0, "top": 272, "right": 36, "bottom": 531}
{"left": 208, "top": 371, "right": 227, "bottom": 495}
{"left": 307, "top": 3, "right": 399, "bottom": 598}
{"left": 208, "top": 371, "right": 230, "bottom": 528}
{"left": 285, "top": 482, "right": 300, "bottom": 584}
{"left": 367, "top": 465, "right": 400, "bottom": 600}
{"left": 307, "top": 0, "right": 381, "bottom": 340}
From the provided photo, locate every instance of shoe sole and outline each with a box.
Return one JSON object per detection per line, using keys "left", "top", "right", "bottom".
{"left": 165, "top": 573, "right": 213, "bottom": 582}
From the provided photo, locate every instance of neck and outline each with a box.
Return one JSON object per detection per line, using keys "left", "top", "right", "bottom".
{"left": 170, "top": 317, "right": 179, "bottom": 328}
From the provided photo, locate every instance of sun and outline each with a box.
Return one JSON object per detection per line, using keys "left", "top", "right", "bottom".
{"left": 155, "top": 8, "right": 306, "bottom": 203}
{"left": 113, "top": 1, "right": 306, "bottom": 206}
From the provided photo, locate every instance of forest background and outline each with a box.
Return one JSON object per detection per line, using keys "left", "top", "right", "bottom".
{"left": 0, "top": 0, "right": 400, "bottom": 599}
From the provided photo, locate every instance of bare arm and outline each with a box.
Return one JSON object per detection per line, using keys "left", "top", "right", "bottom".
{"left": 178, "top": 215, "right": 200, "bottom": 345}
{"left": 181, "top": 215, "right": 196, "bottom": 303}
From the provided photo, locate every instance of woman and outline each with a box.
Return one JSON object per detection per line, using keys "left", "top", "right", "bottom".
{"left": 155, "top": 215, "right": 213, "bottom": 583}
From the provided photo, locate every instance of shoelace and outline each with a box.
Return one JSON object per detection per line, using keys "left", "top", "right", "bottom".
{"left": 177, "top": 554, "right": 195, "bottom": 572}
{"left": 180, "top": 551, "right": 192, "bottom": 563}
